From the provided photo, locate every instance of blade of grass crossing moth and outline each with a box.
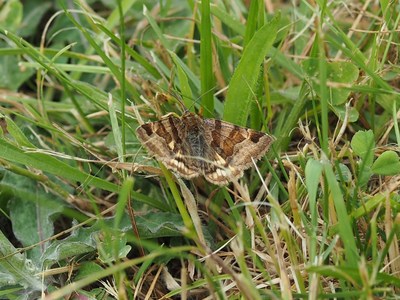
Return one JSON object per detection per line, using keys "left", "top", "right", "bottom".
{"left": 224, "top": 14, "right": 280, "bottom": 126}
{"left": 160, "top": 164, "right": 197, "bottom": 241}
{"left": 200, "top": 0, "right": 214, "bottom": 116}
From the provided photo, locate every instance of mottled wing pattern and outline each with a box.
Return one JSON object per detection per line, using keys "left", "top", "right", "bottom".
{"left": 136, "top": 112, "right": 274, "bottom": 186}
{"left": 136, "top": 115, "right": 199, "bottom": 179}
{"left": 203, "top": 119, "right": 274, "bottom": 185}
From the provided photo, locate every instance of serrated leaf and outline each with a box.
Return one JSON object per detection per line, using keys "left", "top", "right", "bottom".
{"left": 372, "top": 151, "right": 400, "bottom": 175}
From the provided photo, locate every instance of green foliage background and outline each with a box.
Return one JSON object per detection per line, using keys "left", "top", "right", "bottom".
{"left": 0, "top": 0, "right": 399, "bottom": 299}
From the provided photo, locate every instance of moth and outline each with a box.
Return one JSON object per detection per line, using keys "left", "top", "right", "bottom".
{"left": 136, "top": 112, "right": 274, "bottom": 185}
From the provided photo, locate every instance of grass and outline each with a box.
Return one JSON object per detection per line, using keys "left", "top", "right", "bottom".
{"left": 0, "top": 0, "right": 399, "bottom": 299}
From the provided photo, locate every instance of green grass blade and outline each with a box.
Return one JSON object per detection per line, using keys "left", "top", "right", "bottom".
{"left": 324, "top": 163, "right": 359, "bottom": 265}
{"left": 0, "top": 139, "right": 118, "bottom": 192}
{"left": 169, "top": 51, "right": 194, "bottom": 110}
{"left": 108, "top": 95, "right": 124, "bottom": 163}
{"left": 200, "top": 0, "right": 214, "bottom": 116}
{"left": 143, "top": 5, "right": 171, "bottom": 50}
{"left": 224, "top": 14, "right": 280, "bottom": 126}
{"left": 210, "top": 5, "right": 245, "bottom": 36}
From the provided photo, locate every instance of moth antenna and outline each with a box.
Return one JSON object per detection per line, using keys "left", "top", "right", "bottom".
{"left": 157, "top": 89, "right": 191, "bottom": 114}
{"left": 186, "top": 86, "right": 217, "bottom": 117}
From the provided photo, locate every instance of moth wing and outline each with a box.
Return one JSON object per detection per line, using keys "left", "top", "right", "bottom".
{"left": 203, "top": 119, "right": 274, "bottom": 185}
{"left": 136, "top": 116, "right": 199, "bottom": 179}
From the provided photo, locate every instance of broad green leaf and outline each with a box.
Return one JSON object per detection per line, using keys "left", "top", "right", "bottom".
{"left": 73, "top": 262, "right": 104, "bottom": 282}
{"left": 305, "top": 158, "right": 323, "bottom": 260}
{"left": 5, "top": 172, "right": 63, "bottom": 261}
{"left": 305, "top": 158, "right": 323, "bottom": 209}
{"left": 351, "top": 130, "right": 375, "bottom": 186}
{"left": 337, "top": 163, "right": 352, "bottom": 182}
{"left": 0, "top": 0, "right": 22, "bottom": 32}
{"left": 351, "top": 130, "right": 375, "bottom": 167}
{"left": 224, "top": 14, "right": 280, "bottom": 126}
{"left": 372, "top": 151, "right": 400, "bottom": 175}
{"left": 303, "top": 60, "right": 359, "bottom": 105}
{"left": 0, "top": 55, "right": 35, "bottom": 91}
{"left": 331, "top": 105, "right": 359, "bottom": 122}
{"left": 42, "top": 221, "right": 98, "bottom": 266}
{"left": 41, "top": 211, "right": 187, "bottom": 266}
{"left": 328, "top": 61, "right": 359, "bottom": 105}
{"left": 0, "top": 230, "right": 43, "bottom": 290}
{"left": 20, "top": 1, "right": 52, "bottom": 37}
{"left": 98, "top": 233, "right": 131, "bottom": 264}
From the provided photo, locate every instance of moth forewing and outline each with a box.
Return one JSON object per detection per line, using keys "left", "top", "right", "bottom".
{"left": 136, "top": 112, "right": 274, "bottom": 185}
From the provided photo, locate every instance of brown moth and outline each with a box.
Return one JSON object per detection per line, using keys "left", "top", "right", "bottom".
{"left": 136, "top": 112, "right": 274, "bottom": 185}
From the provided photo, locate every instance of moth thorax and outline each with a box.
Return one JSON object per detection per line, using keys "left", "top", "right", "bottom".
{"left": 187, "top": 130, "right": 205, "bottom": 157}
